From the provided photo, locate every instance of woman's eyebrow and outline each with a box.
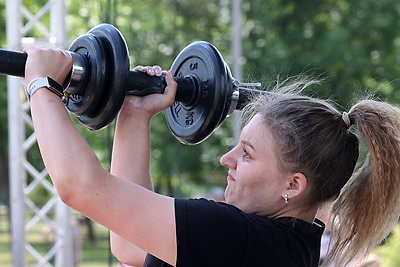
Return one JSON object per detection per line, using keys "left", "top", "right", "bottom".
{"left": 241, "top": 140, "right": 256, "bottom": 152}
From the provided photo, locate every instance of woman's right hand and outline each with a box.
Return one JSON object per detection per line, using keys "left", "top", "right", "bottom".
{"left": 24, "top": 47, "right": 72, "bottom": 88}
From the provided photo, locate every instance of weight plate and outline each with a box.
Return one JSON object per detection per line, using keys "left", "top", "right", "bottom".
{"left": 67, "top": 33, "right": 107, "bottom": 117}
{"left": 166, "top": 41, "right": 233, "bottom": 144}
{"left": 68, "top": 24, "right": 129, "bottom": 130}
{"left": 216, "top": 62, "right": 234, "bottom": 128}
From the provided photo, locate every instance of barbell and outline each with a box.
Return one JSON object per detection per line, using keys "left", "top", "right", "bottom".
{"left": 0, "top": 23, "right": 264, "bottom": 144}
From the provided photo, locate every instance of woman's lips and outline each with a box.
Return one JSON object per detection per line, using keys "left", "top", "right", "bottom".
{"left": 227, "top": 172, "right": 236, "bottom": 182}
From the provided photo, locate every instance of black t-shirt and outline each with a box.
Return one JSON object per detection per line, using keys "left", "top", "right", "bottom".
{"left": 144, "top": 198, "right": 324, "bottom": 267}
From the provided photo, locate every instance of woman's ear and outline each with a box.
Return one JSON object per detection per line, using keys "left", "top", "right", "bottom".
{"left": 285, "top": 172, "right": 308, "bottom": 200}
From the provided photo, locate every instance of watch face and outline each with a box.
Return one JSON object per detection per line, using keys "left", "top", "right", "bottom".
{"left": 46, "top": 77, "right": 64, "bottom": 98}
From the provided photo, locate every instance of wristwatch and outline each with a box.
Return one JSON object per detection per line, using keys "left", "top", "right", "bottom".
{"left": 26, "top": 77, "right": 64, "bottom": 100}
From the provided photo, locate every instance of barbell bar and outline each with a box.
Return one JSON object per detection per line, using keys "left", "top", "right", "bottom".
{"left": 0, "top": 23, "right": 264, "bottom": 145}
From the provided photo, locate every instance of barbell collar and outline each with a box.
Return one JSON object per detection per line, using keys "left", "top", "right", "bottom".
{"left": 64, "top": 52, "right": 88, "bottom": 95}
{"left": 228, "top": 79, "right": 265, "bottom": 112}
{"left": 236, "top": 87, "right": 270, "bottom": 110}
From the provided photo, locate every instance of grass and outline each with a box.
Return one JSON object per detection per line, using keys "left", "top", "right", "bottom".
{"left": 0, "top": 206, "right": 120, "bottom": 267}
{"left": 0, "top": 212, "right": 11, "bottom": 266}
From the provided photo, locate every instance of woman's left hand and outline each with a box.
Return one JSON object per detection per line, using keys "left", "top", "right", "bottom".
{"left": 119, "top": 65, "right": 177, "bottom": 119}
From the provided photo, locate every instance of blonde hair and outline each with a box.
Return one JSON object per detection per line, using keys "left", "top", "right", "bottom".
{"left": 244, "top": 80, "right": 400, "bottom": 265}
{"left": 328, "top": 100, "right": 400, "bottom": 265}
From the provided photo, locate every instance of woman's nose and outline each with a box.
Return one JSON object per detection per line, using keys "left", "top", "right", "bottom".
{"left": 220, "top": 148, "right": 236, "bottom": 169}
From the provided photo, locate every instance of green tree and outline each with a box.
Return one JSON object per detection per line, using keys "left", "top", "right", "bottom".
{"left": 242, "top": 0, "right": 400, "bottom": 108}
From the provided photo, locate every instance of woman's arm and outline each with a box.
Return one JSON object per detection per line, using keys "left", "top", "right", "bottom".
{"left": 109, "top": 66, "right": 176, "bottom": 266}
{"left": 109, "top": 109, "right": 151, "bottom": 265}
{"left": 25, "top": 48, "right": 178, "bottom": 266}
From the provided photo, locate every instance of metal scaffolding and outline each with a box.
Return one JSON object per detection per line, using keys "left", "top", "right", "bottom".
{"left": 231, "top": 0, "right": 243, "bottom": 142}
{"left": 7, "top": 0, "right": 74, "bottom": 266}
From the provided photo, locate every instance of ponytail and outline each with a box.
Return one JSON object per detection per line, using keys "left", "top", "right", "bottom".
{"left": 327, "top": 100, "right": 400, "bottom": 265}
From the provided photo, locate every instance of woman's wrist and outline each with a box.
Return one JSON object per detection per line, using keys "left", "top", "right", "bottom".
{"left": 116, "top": 109, "right": 152, "bottom": 131}
{"left": 26, "top": 76, "right": 64, "bottom": 100}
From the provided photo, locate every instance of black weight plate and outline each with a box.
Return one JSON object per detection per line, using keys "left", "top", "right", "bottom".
{"left": 67, "top": 33, "right": 107, "bottom": 117}
{"left": 216, "top": 61, "right": 234, "bottom": 128}
{"left": 74, "top": 24, "right": 129, "bottom": 130}
{"left": 166, "top": 41, "right": 233, "bottom": 144}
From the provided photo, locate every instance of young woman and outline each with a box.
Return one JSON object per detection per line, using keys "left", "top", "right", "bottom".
{"left": 24, "top": 47, "right": 400, "bottom": 267}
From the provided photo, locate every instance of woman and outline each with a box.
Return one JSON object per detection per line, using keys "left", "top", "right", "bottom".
{"left": 24, "top": 47, "right": 400, "bottom": 266}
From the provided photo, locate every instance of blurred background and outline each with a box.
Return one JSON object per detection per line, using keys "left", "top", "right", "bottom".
{"left": 0, "top": 0, "right": 400, "bottom": 266}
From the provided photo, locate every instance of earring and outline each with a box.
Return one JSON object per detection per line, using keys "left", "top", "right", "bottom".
{"left": 284, "top": 194, "right": 288, "bottom": 204}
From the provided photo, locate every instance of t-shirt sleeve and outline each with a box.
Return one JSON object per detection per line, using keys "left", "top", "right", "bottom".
{"left": 174, "top": 198, "right": 248, "bottom": 267}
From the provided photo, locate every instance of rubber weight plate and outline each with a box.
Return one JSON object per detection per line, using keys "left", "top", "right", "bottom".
{"left": 216, "top": 61, "right": 235, "bottom": 128}
{"left": 67, "top": 24, "right": 129, "bottom": 130}
{"left": 67, "top": 32, "right": 107, "bottom": 117}
{"left": 166, "top": 41, "right": 233, "bottom": 144}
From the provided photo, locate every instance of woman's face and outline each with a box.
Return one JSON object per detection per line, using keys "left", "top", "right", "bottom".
{"left": 220, "top": 114, "right": 290, "bottom": 217}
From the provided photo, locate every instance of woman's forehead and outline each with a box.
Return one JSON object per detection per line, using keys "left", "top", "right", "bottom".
{"left": 241, "top": 115, "right": 273, "bottom": 148}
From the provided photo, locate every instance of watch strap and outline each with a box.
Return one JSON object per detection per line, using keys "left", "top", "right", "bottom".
{"left": 26, "top": 77, "right": 64, "bottom": 100}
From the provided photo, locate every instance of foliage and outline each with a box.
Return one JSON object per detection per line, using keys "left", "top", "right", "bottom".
{"left": 374, "top": 223, "right": 400, "bottom": 266}
{"left": 242, "top": 0, "right": 400, "bottom": 108}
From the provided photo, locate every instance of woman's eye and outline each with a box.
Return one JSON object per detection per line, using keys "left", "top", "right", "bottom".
{"left": 242, "top": 148, "right": 251, "bottom": 159}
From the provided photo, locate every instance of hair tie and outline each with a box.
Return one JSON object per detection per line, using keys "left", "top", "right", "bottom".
{"left": 342, "top": 112, "right": 351, "bottom": 128}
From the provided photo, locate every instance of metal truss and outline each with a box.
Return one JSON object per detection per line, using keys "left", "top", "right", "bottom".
{"left": 7, "top": 0, "right": 74, "bottom": 266}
